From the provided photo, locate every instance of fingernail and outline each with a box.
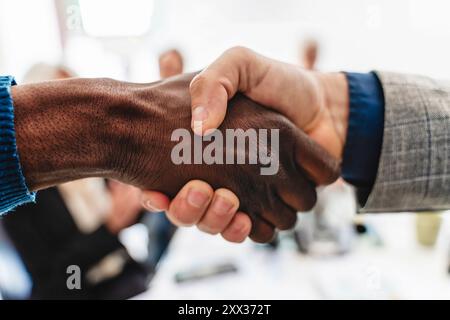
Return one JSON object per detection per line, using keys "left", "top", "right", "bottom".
{"left": 187, "top": 189, "right": 209, "bottom": 208}
{"left": 192, "top": 121, "right": 204, "bottom": 135}
{"left": 192, "top": 106, "right": 208, "bottom": 135}
{"left": 145, "top": 200, "right": 163, "bottom": 212}
{"left": 212, "top": 196, "right": 234, "bottom": 216}
{"left": 192, "top": 106, "right": 209, "bottom": 122}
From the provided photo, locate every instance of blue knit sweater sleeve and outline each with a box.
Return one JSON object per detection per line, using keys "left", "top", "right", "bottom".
{"left": 0, "top": 76, "right": 35, "bottom": 215}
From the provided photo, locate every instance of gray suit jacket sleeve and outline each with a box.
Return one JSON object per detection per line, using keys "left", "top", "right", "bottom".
{"left": 362, "top": 71, "right": 450, "bottom": 212}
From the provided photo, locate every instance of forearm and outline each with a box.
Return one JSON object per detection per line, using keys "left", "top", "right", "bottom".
{"left": 11, "top": 78, "right": 158, "bottom": 191}
{"left": 319, "top": 71, "right": 450, "bottom": 212}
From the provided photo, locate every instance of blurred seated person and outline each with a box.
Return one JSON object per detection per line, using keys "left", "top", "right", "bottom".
{"left": 2, "top": 64, "right": 148, "bottom": 299}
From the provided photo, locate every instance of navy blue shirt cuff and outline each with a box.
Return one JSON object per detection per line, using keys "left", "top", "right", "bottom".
{"left": 342, "top": 72, "right": 385, "bottom": 206}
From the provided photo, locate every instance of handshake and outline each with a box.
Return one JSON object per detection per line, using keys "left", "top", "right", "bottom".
{"left": 13, "top": 47, "right": 349, "bottom": 243}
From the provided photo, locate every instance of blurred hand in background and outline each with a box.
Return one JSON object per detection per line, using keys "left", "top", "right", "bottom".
{"left": 106, "top": 180, "right": 143, "bottom": 234}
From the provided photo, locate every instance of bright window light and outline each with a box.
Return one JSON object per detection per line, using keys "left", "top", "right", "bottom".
{"left": 79, "top": 0, "right": 154, "bottom": 37}
{"left": 409, "top": 0, "right": 450, "bottom": 35}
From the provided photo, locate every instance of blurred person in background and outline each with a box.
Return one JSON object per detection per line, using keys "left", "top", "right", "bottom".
{"left": 2, "top": 64, "right": 149, "bottom": 299}
{"left": 158, "top": 49, "right": 184, "bottom": 79}
{"left": 300, "top": 38, "right": 319, "bottom": 70}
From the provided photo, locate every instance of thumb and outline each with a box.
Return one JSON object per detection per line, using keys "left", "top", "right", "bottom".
{"left": 189, "top": 47, "right": 256, "bottom": 135}
{"left": 189, "top": 46, "right": 271, "bottom": 135}
{"left": 189, "top": 70, "right": 233, "bottom": 135}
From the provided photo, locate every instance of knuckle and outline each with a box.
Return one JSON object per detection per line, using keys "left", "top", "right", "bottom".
{"left": 301, "top": 189, "right": 318, "bottom": 211}
{"left": 170, "top": 207, "right": 199, "bottom": 226}
{"left": 323, "top": 159, "right": 342, "bottom": 185}
{"left": 239, "top": 222, "right": 251, "bottom": 239}
{"left": 223, "top": 226, "right": 248, "bottom": 243}
{"left": 187, "top": 179, "right": 214, "bottom": 192}
{"left": 250, "top": 229, "right": 274, "bottom": 243}
{"left": 277, "top": 213, "right": 298, "bottom": 230}
{"left": 224, "top": 233, "right": 245, "bottom": 243}
{"left": 223, "top": 46, "right": 254, "bottom": 71}
{"left": 189, "top": 73, "right": 208, "bottom": 93}
{"left": 226, "top": 46, "right": 251, "bottom": 58}
{"left": 197, "top": 223, "right": 220, "bottom": 235}
{"left": 249, "top": 218, "right": 275, "bottom": 243}
{"left": 215, "top": 188, "right": 240, "bottom": 209}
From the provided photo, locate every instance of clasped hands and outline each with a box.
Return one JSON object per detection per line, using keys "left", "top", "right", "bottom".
{"left": 138, "top": 47, "right": 349, "bottom": 243}
{"left": 13, "top": 47, "right": 348, "bottom": 243}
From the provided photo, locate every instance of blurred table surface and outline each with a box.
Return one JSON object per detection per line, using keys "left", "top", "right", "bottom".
{"left": 134, "top": 213, "right": 450, "bottom": 300}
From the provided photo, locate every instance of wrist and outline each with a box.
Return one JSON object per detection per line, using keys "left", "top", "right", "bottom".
{"left": 105, "top": 81, "right": 166, "bottom": 188}
{"left": 316, "top": 72, "right": 350, "bottom": 157}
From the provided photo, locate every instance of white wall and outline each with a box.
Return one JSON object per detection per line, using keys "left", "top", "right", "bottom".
{"left": 0, "top": 0, "right": 449, "bottom": 81}
{"left": 149, "top": 0, "right": 450, "bottom": 78}
{"left": 0, "top": 0, "right": 61, "bottom": 80}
